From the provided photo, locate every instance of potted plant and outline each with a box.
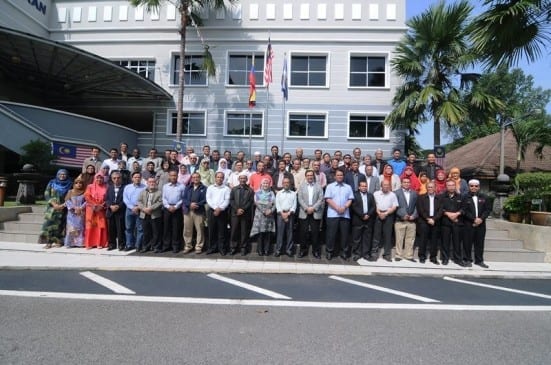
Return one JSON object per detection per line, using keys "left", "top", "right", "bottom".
{"left": 502, "top": 195, "right": 526, "bottom": 223}
{"left": 515, "top": 172, "right": 551, "bottom": 226}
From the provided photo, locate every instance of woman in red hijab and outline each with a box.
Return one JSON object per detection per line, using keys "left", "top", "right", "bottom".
{"left": 400, "top": 166, "right": 421, "bottom": 192}
{"left": 84, "top": 173, "right": 108, "bottom": 249}
{"left": 434, "top": 169, "right": 447, "bottom": 194}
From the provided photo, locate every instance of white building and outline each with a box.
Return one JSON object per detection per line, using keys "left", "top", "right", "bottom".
{"left": 0, "top": 0, "right": 406, "bottom": 159}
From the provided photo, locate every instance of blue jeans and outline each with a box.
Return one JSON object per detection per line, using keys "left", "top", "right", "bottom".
{"left": 125, "top": 208, "right": 143, "bottom": 249}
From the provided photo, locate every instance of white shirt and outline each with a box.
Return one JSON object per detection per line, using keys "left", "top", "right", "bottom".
{"left": 373, "top": 190, "right": 398, "bottom": 212}
{"left": 275, "top": 189, "right": 297, "bottom": 213}
{"left": 206, "top": 184, "right": 230, "bottom": 210}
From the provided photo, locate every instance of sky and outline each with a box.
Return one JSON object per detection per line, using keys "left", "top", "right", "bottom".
{"left": 405, "top": 0, "right": 551, "bottom": 149}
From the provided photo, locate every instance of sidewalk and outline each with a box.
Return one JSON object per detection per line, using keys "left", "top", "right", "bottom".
{"left": 1, "top": 241, "right": 550, "bottom": 278}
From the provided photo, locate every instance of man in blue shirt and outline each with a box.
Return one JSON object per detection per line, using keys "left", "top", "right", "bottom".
{"left": 387, "top": 148, "right": 406, "bottom": 176}
{"left": 324, "top": 170, "right": 354, "bottom": 260}
{"left": 122, "top": 172, "right": 145, "bottom": 251}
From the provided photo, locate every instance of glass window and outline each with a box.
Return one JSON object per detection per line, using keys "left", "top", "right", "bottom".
{"left": 169, "top": 111, "right": 206, "bottom": 136}
{"left": 349, "top": 56, "right": 386, "bottom": 87}
{"left": 226, "top": 112, "right": 263, "bottom": 136}
{"left": 290, "top": 55, "right": 327, "bottom": 87}
{"left": 116, "top": 60, "right": 155, "bottom": 81}
{"left": 172, "top": 55, "right": 206, "bottom": 85}
{"left": 227, "top": 54, "right": 265, "bottom": 85}
{"left": 289, "top": 114, "right": 326, "bottom": 137}
{"left": 348, "top": 115, "right": 386, "bottom": 138}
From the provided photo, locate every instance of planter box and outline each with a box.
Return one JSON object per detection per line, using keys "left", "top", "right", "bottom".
{"left": 530, "top": 211, "right": 551, "bottom": 226}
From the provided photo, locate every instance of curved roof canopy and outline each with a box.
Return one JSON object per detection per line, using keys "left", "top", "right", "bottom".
{"left": 0, "top": 26, "right": 172, "bottom": 131}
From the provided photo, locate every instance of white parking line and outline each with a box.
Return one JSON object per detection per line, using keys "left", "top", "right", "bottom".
{"left": 443, "top": 276, "right": 551, "bottom": 300}
{"left": 207, "top": 273, "right": 291, "bottom": 300}
{"left": 2, "top": 290, "right": 551, "bottom": 311}
{"left": 329, "top": 275, "right": 440, "bottom": 303}
{"left": 79, "top": 271, "right": 135, "bottom": 294}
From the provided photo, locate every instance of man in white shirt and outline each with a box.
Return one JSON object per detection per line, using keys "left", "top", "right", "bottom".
{"left": 102, "top": 148, "right": 121, "bottom": 175}
{"left": 373, "top": 180, "right": 399, "bottom": 261}
{"left": 275, "top": 177, "right": 297, "bottom": 257}
{"left": 206, "top": 172, "right": 231, "bottom": 255}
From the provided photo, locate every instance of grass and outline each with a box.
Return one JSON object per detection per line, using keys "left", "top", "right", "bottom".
{"left": 1, "top": 200, "right": 47, "bottom": 207}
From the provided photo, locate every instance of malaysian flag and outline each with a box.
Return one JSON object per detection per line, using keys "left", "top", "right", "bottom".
{"left": 52, "top": 142, "right": 91, "bottom": 168}
{"left": 281, "top": 56, "right": 288, "bottom": 101}
{"left": 249, "top": 64, "right": 256, "bottom": 108}
{"left": 264, "top": 38, "right": 273, "bottom": 87}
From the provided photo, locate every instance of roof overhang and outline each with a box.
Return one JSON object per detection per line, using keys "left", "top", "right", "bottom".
{"left": 0, "top": 26, "right": 173, "bottom": 130}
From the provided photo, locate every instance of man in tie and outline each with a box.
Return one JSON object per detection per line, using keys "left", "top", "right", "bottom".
{"left": 297, "top": 170, "right": 325, "bottom": 258}
{"left": 350, "top": 180, "right": 376, "bottom": 261}
{"left": 344, "top": 160, "right": 366, "bottom": 192}
{"left": 82, "top": 146, "right": 103, "bottom": 174}
{"left": 394, "top": 177, "right": 419, "bottom": 262}
{"left": 461, "top": 179, "right": 491, "bottom": 268}
{"left": 274, "top": 177, "right": 297, "bottom": 257}
{"left": 229, "top": 174, "right": 254, "bottom": 255}
{"left": 105, "top": 171, "right": 126, "bottom": 250}
{"left": 416, "top": 182, "right": 442, "bottom": 264}
{"left": 440, "top": 180, "right": 466, "bottom": 266}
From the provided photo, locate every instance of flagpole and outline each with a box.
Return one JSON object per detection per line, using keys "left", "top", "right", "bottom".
{"left": 281, "top": 97, "right": 285, "bottom": 153}
{"left": 249, "top": 54, "right": 255, "bottom": 159}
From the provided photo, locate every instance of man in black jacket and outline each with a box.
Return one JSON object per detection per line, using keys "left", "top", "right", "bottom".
{"left": 105, "top": 171, "right": 126, "bottom": 250}
{"left": 461, "top": 179, "right": 492, "bottom": 268}
{"left": 416, "top": 182, "right": 442, "bottom": 264}
{"left": 351, "top": 181, "right": 376, "bottom": 261}
{"left": 440, "top": 180, "right": 468, "bottom": 266}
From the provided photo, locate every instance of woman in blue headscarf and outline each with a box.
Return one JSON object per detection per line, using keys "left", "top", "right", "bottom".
{"left": 40, "top": 169, "right": 72, "bottom": 248}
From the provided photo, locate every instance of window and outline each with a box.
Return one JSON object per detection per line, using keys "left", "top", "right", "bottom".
{"left": 289, "top": 113, "right": 326, "bottom": 138}
{"left": 116, "top": 60, "right": 155, "bottom": 81}
{"left": 227, "top": 54, "right": 264, "bottom": 86}
{"left": 349, "top": 55, "right": 386, "bottom": 87}
{"left": 172, "top": 55, "right": 206, "bottom": 86}
{"left": 226, "top": 112, "right": 263, "bottom": 136}
{"left": 168, "top": 111, "right": 206, "bottom": 136}
{"left": 290, "top": 55, "right": 327, "bottom": 87}
{"left": 348, "top": 115, "right": 386, "bottom": 138}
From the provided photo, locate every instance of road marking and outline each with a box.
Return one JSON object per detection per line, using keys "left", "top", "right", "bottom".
{"left": 79, "top": 271, "right": 135, "bottom": 295}
{"left": 207, "top": 273, "right": 291, "bottom": 300}
{"left": 443, "top": 276, "right": 551, "bottom": 300}
{"left": 2, "top": 290, "right": 551, "bottom": 311}
{"left": 329, "top": 275, "right": 440, "bottom": 303}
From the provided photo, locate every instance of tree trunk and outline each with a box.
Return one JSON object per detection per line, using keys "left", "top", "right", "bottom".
{"left": 516, "top": 145, "right": 522, "bottom": 174}
{"left": 433, "top": 117, "right": 441, "bottom": 147}
{"left": 176, "top": 3, "right": 189, "bottom": 141}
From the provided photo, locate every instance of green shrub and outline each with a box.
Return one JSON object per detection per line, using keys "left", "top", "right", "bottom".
{"left": 515, "top": 172, "right": 551, "bottom": 211}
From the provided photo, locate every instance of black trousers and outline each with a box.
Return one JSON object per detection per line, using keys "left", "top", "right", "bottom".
{"left": 230, "top": 214, "right": 251, "bottom": 250}
{"left": 441, "top": 224, "right": 463, "bottom": 262}
{"left": 208, "top": 209, "right": 228, "bottom": 253}
{"left": 276, "top": 214, "right": 294, "bottom": 254}
{"left": 417, "top": 220, "right": 440, "bottom": 261}
{"left": 372, "top": 215, "right": 395, "bottom": 258}
{"left": 463, "top": 223, "right": 486, "bottom": 264}
{"left": 299, "top": 215, "right": 321, "bottom": 255}
{"left": 325, "top": 217, "right": 350, "bottom": 255}
{"left": 162, "top": 209, "right": 182, "bottom": 251}
{"left": 351, "top": 220, "right": 374, "bottom": 258}
{"left": 108, "top": 212, "right": 125, "bottom": 249}
{"left": 141, "top": 215, "right": 161, "bottom": 251}
{"left": 257, "top": 232, "right": 272, "bottom": 255}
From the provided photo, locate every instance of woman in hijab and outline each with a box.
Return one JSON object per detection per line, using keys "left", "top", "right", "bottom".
{"left": 198, "top": 158, "right": 215, "bottom": 186}
{"left": 449, "top": 167, "right": 468, "bottom": 196}
{"left": 64, "top": 175, "right": 86, "bottom": 248}
{"left": 382, "top": 164, "right": 401, "bottom": 191}
{"left": 216, "top": 158, "right": 232, "bottom": 185}
{"left": 177, "top": 164, "right": 191, "bottom": 186}
{"left": 249, "top": 178, "right": 276, "bottom": 256}
{"left": 418, "top": 171, "right": 429, "bottom": 195}
{"left": 400, "top": 166, "right": 421, "bottom": 192}
{"left": 39, "top": 169, "right": 72, "bottom": 248}
{"left": 434, "top": 169, "right": 448, "bottom": 194}
{"left": 84, "top": 173, "right": 108, "bottom": 249}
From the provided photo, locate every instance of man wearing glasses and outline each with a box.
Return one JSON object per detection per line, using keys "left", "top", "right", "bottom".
{"left": 461, "top": 179, "right": 491, "bottom": 268}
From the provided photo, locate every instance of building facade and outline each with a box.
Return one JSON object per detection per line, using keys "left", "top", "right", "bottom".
{"left": 1, "top": 0, "right": 406, "bottom": 158}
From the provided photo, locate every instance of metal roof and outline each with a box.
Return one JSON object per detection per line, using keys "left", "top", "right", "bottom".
{"left": 0, "top": 26, "right": 172, "bottom": 131}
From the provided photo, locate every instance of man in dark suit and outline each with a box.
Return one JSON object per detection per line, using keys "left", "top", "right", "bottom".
{"left": 105, "top": 171, "right": 126, "bottom": 250}
{"left": 351, "top": 180, "right": 376, "bottom": 261}
{"left": 344, "top": 160, "right": 367, "bottom": 192}
{"left": 416, "top": 182, "right": 442, "bottom": 264}
{"left": 461, "top": 179, "right": 492, "bottom": 268}
{"left": 229, "top": 174, "right": 254, "bottom": 255}
{"left": 440, "top": 180, "right": 467, "bottom": 266}
{"left": 272, "top": 160, "right": 295, "bottom": 192}
{"left": 394, "top": 177, "right": 418, "bottom": 261}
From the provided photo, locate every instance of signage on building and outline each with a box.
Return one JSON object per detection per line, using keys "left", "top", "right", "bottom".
{"left": 28, "top": 0, "right": 47, "bottom": 15}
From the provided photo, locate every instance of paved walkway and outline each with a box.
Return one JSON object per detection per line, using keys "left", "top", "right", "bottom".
{"left": 1, "top": 241, "right": 550, "bottom": 278}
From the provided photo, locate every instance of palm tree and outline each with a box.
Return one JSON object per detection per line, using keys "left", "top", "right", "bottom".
{"left": 470, "top": 0, "right": 551, "bottom": 68}
{"left": 129, "top": 0, "right": 236, "bottom": 140}
{"left": 387, "top": 1, "right": 501, "bottom": 147}
{"left": 510, "top": 115, "right": 551, "bottom": 173}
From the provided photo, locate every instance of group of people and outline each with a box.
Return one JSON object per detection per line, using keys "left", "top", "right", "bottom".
{"left": 38, "top": 143, "right": 491, "bottom": 268}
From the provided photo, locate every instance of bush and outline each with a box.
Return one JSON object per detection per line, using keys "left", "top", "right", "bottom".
{"left": 503, "top": 195, "right": 528, "bottom": 214}
{"left": 515, "top": 172, "right": 551, "bottom": 211}
{"left": 19, "top": 139, "right": 55, "bottom": 174}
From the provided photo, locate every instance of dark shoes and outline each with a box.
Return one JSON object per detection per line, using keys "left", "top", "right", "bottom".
{"left": 325, "top": 253, "right": 332, "bottom": 260}
{"left": 476, "top": 262, "right": 489, "bottom": 269}
{"left": 313, "top": 252, "right": 321, "bottom": 259}
{"left": 430, "top": 259, "right": 440, "bottom": 265}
